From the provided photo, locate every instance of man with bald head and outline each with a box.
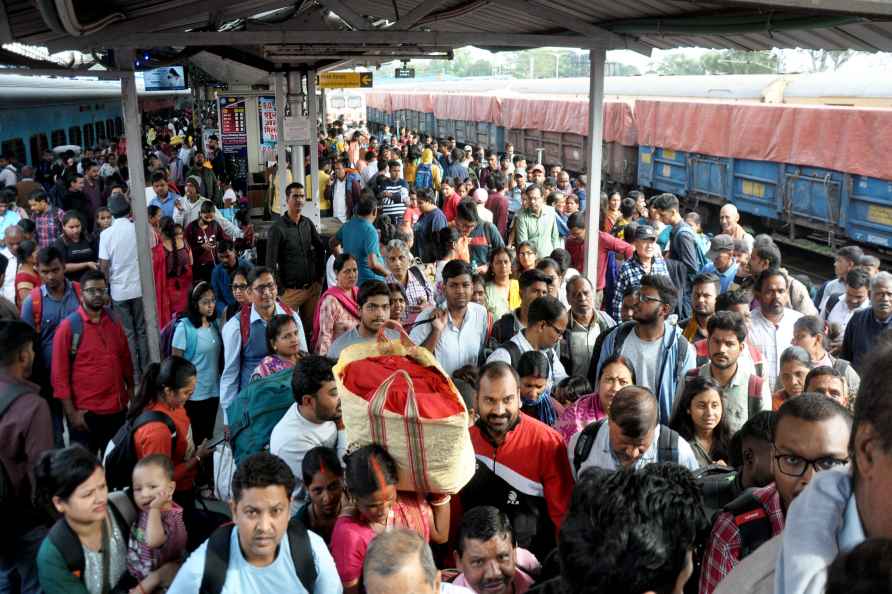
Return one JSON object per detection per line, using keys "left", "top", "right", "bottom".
{"left": 568, "top": 385, "right": 699, "bottom": 477}
{"left": 364, "top": 529, "right": 472, "bottom": 594}
{"left": 719, "top": 204, "right": 754, "bottom": 252}
{"left": 1, "top": 224, "right": 22, "bottom": 302}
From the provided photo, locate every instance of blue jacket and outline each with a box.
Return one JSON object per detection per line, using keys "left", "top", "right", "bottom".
{"left": 840, "top": 307, "right": 892, "bottom": 371}
{"left": 595, "top": 320, "right": 696, "bottom": 424}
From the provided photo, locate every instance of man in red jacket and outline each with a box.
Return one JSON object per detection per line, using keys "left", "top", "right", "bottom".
{"left": 459, "top": 361, "right": 574, "bottom": 561}
{"left": 52, "top": 269, "right": 133, "bottom": 455}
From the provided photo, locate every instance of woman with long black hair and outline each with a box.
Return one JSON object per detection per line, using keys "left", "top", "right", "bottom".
{"left": 171, "top": 281, "right": 222, "bottom": 451}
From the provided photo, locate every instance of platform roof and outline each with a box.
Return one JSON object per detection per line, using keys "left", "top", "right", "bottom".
{"left": 3, "top": 0, "right": 892, "bottom": 74}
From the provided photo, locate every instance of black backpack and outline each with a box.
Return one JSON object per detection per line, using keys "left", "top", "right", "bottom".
{"left": 572, "top": 418, "right": 679, "bottom": 476}
{"left": 722, "top": 488, "right": 775, "bottom": 558}
{"left": 200, "top": 518, "right": 317, "bottom": 594}
{"left": 103, "top": 411, "right": 177, "bottom": 491}
{"left": 47, "top": 490, "right": 137, "bottom": 593}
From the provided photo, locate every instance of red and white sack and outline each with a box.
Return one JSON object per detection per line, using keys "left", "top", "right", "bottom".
{"left": 334, "top": 321, "right": 475, "bottom": 494}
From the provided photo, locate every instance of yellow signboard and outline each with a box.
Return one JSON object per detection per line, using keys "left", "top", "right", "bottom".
{"left": 317, "top": 72, "right": 373, "bottom": 89}
{"left": 868, "top": 204, "right": 892, "bottom": 227}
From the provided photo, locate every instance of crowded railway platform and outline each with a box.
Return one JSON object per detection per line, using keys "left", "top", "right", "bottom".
{"left": 4, "top": 0, "right": 892, "bottom": 592}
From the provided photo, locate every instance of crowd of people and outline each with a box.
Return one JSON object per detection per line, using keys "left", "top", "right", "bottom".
{"left": 0, "top": 115, "right": 892, "bottom": 594}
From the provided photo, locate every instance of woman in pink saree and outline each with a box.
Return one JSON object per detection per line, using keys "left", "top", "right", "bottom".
{"left": 313, "top": 253, "right": 360, "bottom": 355}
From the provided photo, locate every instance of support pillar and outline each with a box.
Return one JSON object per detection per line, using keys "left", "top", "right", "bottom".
{"left": 306, "top": 68, "right": 321, "bottom": 226}
{"left": 583, "top": 48, "right": 606, "bottom": 284}
{"left": 274, "top": 72, "right": 288, "bottom": 214}
{"left": 120, "top": 65, "right": 161, "bottom": 362}
{"left": 288, "top": 72, "right": 306, "bottom": 186}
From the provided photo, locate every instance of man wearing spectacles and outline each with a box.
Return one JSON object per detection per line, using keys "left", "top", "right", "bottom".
{"left": 51, "top": 269, "right": 134, "bottom": 456}
{"left": 704, "top": 394, "right": 851, "bottom": 594}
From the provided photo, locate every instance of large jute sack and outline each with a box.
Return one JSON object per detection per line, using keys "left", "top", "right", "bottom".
{"left": 334, "top": 321, "right": 475, "bottom": 495}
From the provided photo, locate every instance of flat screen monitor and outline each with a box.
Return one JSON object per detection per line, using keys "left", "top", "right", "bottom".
{"left": 143, "top": 65, "right": 187, "bottom": 91}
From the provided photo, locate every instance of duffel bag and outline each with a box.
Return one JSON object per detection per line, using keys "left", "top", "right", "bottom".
{"left": 334, "top": 320, "right": 475, "bottom": 495}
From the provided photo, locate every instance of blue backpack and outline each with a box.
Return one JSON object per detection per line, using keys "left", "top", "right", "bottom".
{"left": 414, "top": 163, "right": 433, "bottom": 190}
{"left": 226, "top": 368, "right": 295, "bottom": 465}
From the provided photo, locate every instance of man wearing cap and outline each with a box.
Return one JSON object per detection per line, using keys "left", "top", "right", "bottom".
{"left": 99, "top": 195, "right": 150, "bottom": 383}
{"left": 186, "top": 150, "right": 221, "bottom": 206}
{"left": 180, "top": 175, "right": 242, "bottom": 237}
{"left": 611, "top": 224, "right": 670, "bottom": 322}
{"left": 528, "top": 164, "right": 546, "bottom": 186}
{"left": 701, "top": 234, "right": 738, "bottom": 294}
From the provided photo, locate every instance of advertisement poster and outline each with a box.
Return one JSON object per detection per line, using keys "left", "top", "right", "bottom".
{"left": 259, "top": 96, "right": 277, "bottom": 148}
{"left": 218, "top": 96, "right": 249, "bottom": 182}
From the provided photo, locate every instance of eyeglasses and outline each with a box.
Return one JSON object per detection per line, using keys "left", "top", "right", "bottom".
{"left": 634, "top": 292, "right": 664, "bottom": 305}
{"left": 547, "top": 322, "right": 567, "bottom": 334}
{"left": 231, "top": 283, "right": 249, "bottom": 292}
{"left": 252, "top": 283, "right": 276, "bottom": 294}
{"left": 773, "top": 454, "right": 849, "bottom": 477}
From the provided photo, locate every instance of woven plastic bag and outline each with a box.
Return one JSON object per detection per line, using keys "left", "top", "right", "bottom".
{"left": 334, "top": 321, "right": 475, "bottom": 495}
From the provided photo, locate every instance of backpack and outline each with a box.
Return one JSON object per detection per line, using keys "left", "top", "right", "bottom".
{"left": 30, "top": 282, "right": 81, "bottom": 332}
{"left": 414, "top": 163, "right": 433, "bottom": 190}
{"left": 721, "top": 488, "right": 775, "bottom": 558}
{"left": 686, "top": 367, "right": 764, "bottom": 419}
{"left": 103, "top": 411, "right": 178, "bottom": 491}
{"left": 572, "top": 418, "right": 679, "bottom": 476}
{"left": 694, "top": 464, "right": 741, "bottom": 521}
{"left": 47, "top": 490, "right": 137, "bottom": 592}
{"left": 159, "top": 313, "right": 192, "bottom": 360}
{"left": 226, "top": 368, "right": 295, "bottom": 465}
{"left": 200, "top": 517, "right": 317, "bottom": 594}
{"left": 237, "top": 301, "right": 294, "bottom": 383}
{"left": 674, "top": 224, "right": 709, "bottom": 273}
{"left": 0, "top": 383, "right": 34, "bottom": 514}
{"left": 607, "top": 321, "right": 689, "bottom": 398}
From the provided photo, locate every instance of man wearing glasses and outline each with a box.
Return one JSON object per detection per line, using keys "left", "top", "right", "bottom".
{"left": 220, "top": 266, "right": 307, "bottom": 432}
{"left": 51, "top": 269, "right": 134, "bottom": 456}
{"left": 702, "top": 393, "right": 851, "bottom": 594}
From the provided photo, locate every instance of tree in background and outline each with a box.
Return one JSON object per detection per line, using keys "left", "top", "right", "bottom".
{"left": 800, "top": 49, "right": 856, "bottom": 72}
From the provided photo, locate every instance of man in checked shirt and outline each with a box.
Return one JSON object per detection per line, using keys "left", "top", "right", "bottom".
{"left": 700, "top": 394, "right": 851, "bottom": 594}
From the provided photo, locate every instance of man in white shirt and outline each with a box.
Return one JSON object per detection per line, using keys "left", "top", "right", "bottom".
{"left": 167, "top": 452, "right": 342, "bottom": 594}
{"left": 410, "top": 260, "right": 487, "bottom": 376}
{"left": 487, "top": 295, "right": 569, "bottom": 389}
{"left": 269, "top": 355, "right": 346, "bottom": 500}
{"left": 568, "top": 385, "right": 699, "bottom": 478}
{"left": 1, "top": 225, "right": 22, "bottom": 303}
{"left": 749, "top": 268, "right": 804, "bottom": 390}
{"left": 98, "top": 195, "right": 150, "bottom": 382}
{"left": 0, "top": 154, "right": 17, "bottom": 188}
{"left": 824, "top": 268, "right": 870, "bottom": 334}
{"left": 360, "top": 150, "right": 378, "bottom": 186}
{"left": 817, "top": 245, "right": 863, "bottom": 313}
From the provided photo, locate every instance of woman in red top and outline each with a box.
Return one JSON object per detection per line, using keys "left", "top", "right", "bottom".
{"left": 129, "top": 357, "right": 213, "bottom": 533}
{"left": 158, "top": 217, "right": 192, "bottom": 317}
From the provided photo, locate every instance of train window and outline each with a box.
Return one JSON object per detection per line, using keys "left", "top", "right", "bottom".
{"left": 115, "top": 117, "right": 124, "bottom": 136}
{"left": 29, "top": 134, "right": 48, "bottom": 166}
{"left": 95, "top": 121, "right": 106, "bottom": 142}
{"left": 83, "top": 124, "right": 95, "bottom": 147}
{"left": 106, "top": 119, "right": 116, "bottom": 139}
{"left": 347, "top": 97, "right": 362, "bottom": 108}
{"left": 330, "top": 97, "right": 346, "bottom": 109}
{"left": 68, "top": 126, "right": 82, "bottom": 146}
{"left": 51, "top": 129, "right": 67, "bottom": 147}
{"left": 1, "top": 138, "right": 26, "bottom": 164}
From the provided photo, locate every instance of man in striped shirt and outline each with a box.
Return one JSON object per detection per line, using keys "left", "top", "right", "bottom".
{"left": 376, "top": 159, "right": 409, "bottom": 226}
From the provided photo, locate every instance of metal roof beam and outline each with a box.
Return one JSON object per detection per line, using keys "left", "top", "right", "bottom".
{"left": 720, "top": 0, "right": 892, "bottom": 16}
{"left": 393, "top": 0, "right": 452, "bottom": 29}
{"left": 490, "top": 0, "right": 649, "bottom": 53}
{"left": 315, "top": 0, "right": 370, "bottom": 30}
{"left": 48, "top": 29, "right": 608, "bottom": 51}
